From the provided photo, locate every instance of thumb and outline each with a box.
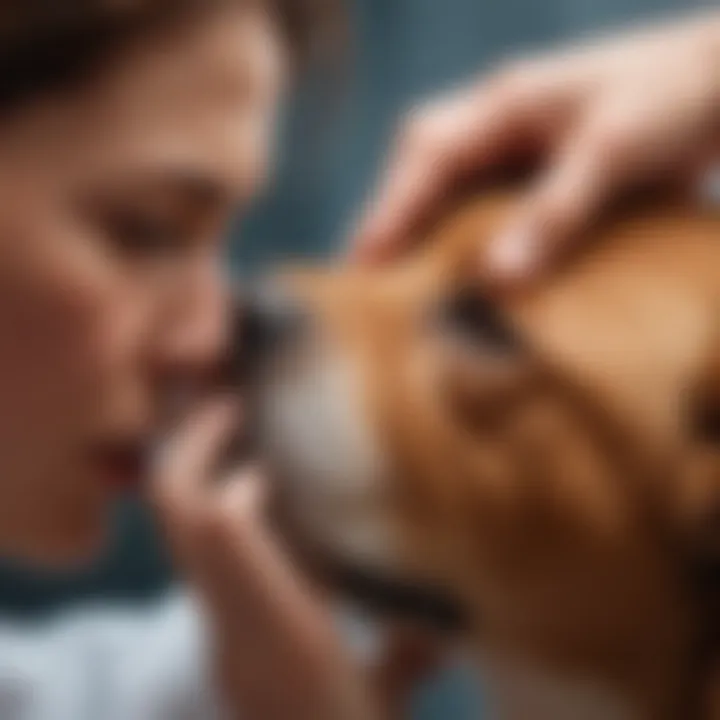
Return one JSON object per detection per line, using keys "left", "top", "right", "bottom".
{"left": 150, "top": 396, "right": 240, "bottom": 529}
{"left": 214, "top": 465, "right": 268, "bottom": 524}
{"left": 484, "top": 114, "right": 634, "bottom": 286}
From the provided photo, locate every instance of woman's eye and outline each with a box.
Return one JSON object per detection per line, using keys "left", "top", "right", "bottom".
{"left": 101, "top": 207, "right": 189, "bottom": 258}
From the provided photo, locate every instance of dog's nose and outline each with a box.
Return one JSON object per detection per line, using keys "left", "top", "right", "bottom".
{"left": 232, "top": 282, "right": 309, "bottom": 374}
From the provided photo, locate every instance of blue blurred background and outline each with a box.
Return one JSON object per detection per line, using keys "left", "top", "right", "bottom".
{"left": 0, "top": 0, "right": 706, "bottom": 717}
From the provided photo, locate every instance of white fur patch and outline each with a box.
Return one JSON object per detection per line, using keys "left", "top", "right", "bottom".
{"left": 258, "top": 350, "right": 397, "bottom": 569}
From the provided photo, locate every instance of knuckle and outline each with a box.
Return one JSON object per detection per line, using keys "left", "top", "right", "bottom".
{"left": 528, "top": 183, "right": 584, "bottom": 241}
{"left": 533, "top": 202, "right": 575, "bottom": 242}
{"left": 397, "top": 105, "right": 446, "bottom": 159}
{"left": 586, "top": 111, "right": 636, "bottom": 162}
{"left": 487, "top": 60, "right": 536, "bottom": 107}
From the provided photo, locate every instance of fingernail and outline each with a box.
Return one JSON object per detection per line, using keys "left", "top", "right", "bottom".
{"left": 485, "top": 226, "right": 539, "bottom": 280}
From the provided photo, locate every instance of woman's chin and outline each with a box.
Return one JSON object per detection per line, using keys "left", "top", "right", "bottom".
{"left": 2, "top": 517, "right": 111, "bottom": 572}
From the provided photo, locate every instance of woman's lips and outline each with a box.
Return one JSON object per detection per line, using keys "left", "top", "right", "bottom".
{"left": 90, "top": 441, "right": 150, "bottom": 492}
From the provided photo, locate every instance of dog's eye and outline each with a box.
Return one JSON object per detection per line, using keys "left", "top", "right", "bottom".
{"left": 438, "top": 287, "right": 522, "bottom": 354}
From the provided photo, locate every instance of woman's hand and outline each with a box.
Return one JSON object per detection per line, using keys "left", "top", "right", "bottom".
{"left": 151, "top": 398, "right": 440, "bottom": 719}
{"left": 352, "top": 13, "right": 720, "bottom": 286}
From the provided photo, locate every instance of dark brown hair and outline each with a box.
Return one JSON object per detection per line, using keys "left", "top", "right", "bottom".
{"left": 0, "top": 0, "right": 344, "bottom": 112}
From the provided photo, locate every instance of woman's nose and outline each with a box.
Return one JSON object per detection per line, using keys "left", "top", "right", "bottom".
{"left": 153, "top": 275, "right": 230, "bottom": 382}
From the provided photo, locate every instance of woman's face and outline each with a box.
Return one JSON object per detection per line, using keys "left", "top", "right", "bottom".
{"left": 0, "top": 6, "right": 286, "bottom": 565}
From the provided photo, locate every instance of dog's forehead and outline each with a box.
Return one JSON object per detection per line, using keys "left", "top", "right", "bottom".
{"left": 280, "top": 190, "right": 718, "bottom": 448}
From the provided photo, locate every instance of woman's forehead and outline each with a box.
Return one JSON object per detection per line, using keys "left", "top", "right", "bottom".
{"left": 0, "top": 5, "right": 286, "bottom": 198}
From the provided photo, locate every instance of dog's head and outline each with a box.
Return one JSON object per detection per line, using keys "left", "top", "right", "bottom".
{"left": 236, "top": 189, "right": 720, "bottom": 688}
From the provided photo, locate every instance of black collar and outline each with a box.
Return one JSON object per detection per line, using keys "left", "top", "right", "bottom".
{"left": 324, "top": 558, "right": 468, "bottom": 634}
{"left": 681, "top": 554, "right": 720, "bottom": 719}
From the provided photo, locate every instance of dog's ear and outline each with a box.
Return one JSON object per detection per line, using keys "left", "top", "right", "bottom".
{"left": 675, "top": 348, "right": 720, "bottom": 562}
{"left": 690, "top": 350, "right": 720, "bottom": 447}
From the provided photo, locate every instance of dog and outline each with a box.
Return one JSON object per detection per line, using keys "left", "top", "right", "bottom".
{"left": 235, "top": 185, "right": 719, "bottom": 719}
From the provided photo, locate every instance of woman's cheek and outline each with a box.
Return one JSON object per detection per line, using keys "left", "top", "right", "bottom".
{"left": 45, "top": 239, "right": 157, "bottom": 431}
{"left": 0, "top": 209, "right": 147, "bottom": 438}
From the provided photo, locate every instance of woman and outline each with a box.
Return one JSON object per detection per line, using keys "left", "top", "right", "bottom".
{"left": 0, "top": 3, "right": 717, "bottom": 720}
{"left": 0, "top": 3, "right": 400, "bottom": 719}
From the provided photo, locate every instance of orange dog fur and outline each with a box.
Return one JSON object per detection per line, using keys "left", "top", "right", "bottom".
{"left": 244, "top": 188, "right": 720, "bottom": 719}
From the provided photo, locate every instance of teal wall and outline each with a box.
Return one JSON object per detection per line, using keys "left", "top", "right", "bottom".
{"left": 237, "top": 0, "right": 703, "bottom": 270}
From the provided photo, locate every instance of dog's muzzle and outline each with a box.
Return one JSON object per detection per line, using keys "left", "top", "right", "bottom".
{"left": 225, "top": 283, "right": 469, "bottom": 633}
{"left": 324, "top": 557, "right": 468, "bottom": 634}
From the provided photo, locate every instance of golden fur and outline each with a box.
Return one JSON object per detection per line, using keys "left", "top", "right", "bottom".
{"left": 258, "top": 189, "right": 720, "bottom": 718}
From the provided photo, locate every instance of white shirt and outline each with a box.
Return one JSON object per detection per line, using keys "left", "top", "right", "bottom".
{"left": 0, "top": 592, "right": 223, "bottom": 720}
{"left": 0, "top": 592, "right": 387, "bottom": 720}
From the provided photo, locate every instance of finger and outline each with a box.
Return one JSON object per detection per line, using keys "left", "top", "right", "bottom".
{"left": 485, "top": 104, "right": 650, "bottom": 285}
{"left": 351, "top": 72, "right": 572, "bottom": 264}
{"left": 181, "top": 466, "right": 269, "bottom": 589}
{"left": 152, "top": 396, "right": 240, "bottom": 512}
{"left": 214, "top": 464, "right": 267, "bottom": 522}
{"left": 353, "top": 92, "right": 532, "bottom": 264}
{"left": 169, "top": 466, "right": 308, "bottom": 616}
